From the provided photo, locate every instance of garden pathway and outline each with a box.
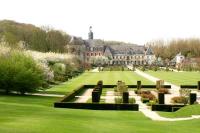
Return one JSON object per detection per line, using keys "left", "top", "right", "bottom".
{"left": 75, "top": 89, "right": 93, "bottom": 103}
{"left": 91, "top": 67, "right": 103, "bottom": 72}
{"left": 31, "top": 93, "right": 64, "bottom": 97}
{"left": 105, "top": 91, "right": 115, "bottom": 103}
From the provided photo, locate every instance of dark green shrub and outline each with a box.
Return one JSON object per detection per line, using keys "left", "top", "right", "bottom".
{"left": 137, "top": 81, "right": 141, "bottom": 90}
{"left": 153, "top": 66, "right": 158, "bottom": 71}
{"left": 141, "top": 98, "right": 149, "bottom": 103}
{"left": 52, "top": 63, "right": 66, "bottom": 81}
{"left": 0, "top": 51, "right": 44, "bottom": 95}
{"left": 158, "top": 93, "right": 165, "bottom": 104}
{"left": 92, "top": 91, "right": 100, "bottom": 103}
{"left": 115, "top": 97, "right": 122, "bottom": 104}
{"left": 146, "top": 100, "right": 157, "bottom": 106}
{"left": 198, "top": 81, "right": 200, "bottom": 90}
{"left": 142, "top": 66, "right": 145, "bottom": 71}
{"left": 129, "top": 98, "right": 136, "bottom": 104}
{"left": 123, "top": 92, "right": 129, "bottom": 103}
{"left": 189, "top": 93, "right": 197, "bottom": 105}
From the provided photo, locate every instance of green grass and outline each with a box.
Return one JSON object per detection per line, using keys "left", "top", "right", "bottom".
{"left": 1, "top": 71, "right": 200, "bottom": 132}
{"left": 46, "top": 71, "right": 153, "bottom": 94}
{"left": 0, "top": 95, "right": 200, "bottom": 133}
{"left": 158, "top": 104, "right": 200, "bottom": 118}
{"left": 146, "top": 70, "right": 200, "bottom": 85}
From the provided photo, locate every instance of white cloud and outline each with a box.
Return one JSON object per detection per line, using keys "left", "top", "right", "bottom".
{"left": 0, "top": 0, "right": 200, "bottom": 44}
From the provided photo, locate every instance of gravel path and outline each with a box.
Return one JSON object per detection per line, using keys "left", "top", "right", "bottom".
{"left": 105, "top": 91, "right": 115, "bottom": 103}
{"left": 31, "top": 93, "right": 65, "bottom": 97}
{"left": 91, "top": 67, "right": 100, "bottom": 72}
{"left": 75, "top": 89, "right": 93, "bottom": 103}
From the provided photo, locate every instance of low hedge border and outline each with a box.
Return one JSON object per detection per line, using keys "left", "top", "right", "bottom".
{"left": 180, "top": 85, "right": 197, "bottom": 89}
{"left": 84, "top": 85, "right": 171, "bottom": 89}
{"left": 60, "top": 85, "right": 85, "bottom": 102}
{"left": 58, "top": 84, "right": 171, "bottom": 103}
{"left": 140, "top": 85, "right": 171, "bottom": 89}
{"left": 54, "top": 102, "right": 139, "bottom": 111}
{"left": 152, "top": 104, "right": 185, "bottom": 112}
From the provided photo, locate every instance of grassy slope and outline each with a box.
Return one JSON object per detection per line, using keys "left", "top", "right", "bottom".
{"left": 46, "top": 71, "right": 153, "bottom": 94}
{"left": 159, "top": 104, "right": 200, "bottom": 118}
{"left": 146, "top": 71, "right": 200, "bottom": 85}
{"left": 0, "top": 95, "right": 200, "bottom": 133}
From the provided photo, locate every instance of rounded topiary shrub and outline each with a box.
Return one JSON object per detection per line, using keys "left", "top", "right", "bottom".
{"left": 0, "top": 51, "right": 44, "bottom": 95}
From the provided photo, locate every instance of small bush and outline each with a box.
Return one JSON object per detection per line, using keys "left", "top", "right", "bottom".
{"left": 179, "top": 89, "right": 191, "bottom": 97}
{"left": 141, "top": 98, "right": 149, "bottom": 103}
{"left": 138, "top": 90, "right": 156, "bottom": 100}
{"left": 142, "top": 66, "right": 145, "bottom": 71}
{"left": 135, "top": 90, "right": 150, "bottom": 95}
{"left": 153, "top": 66, "right": 158, "bottom": 71}
{"left": 171, "top": 96, "right": 188, "bottom": 104}
{"left": 158, "top": 88, "right": 169, "bottom": 94}
{"left": 115, "top": 97, "right": 122, "bottom": 104}
{"left": 146, "top": 100, "right": 157, "bottom": 106}
{"left": 129, "top": 98, "right": 136, "bottom": 104}
{"left": 141, "top": 93, "right": 156, "bottom": 100}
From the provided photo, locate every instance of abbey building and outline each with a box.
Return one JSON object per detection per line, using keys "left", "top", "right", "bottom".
{"left": 67, "top": 27, "right": 155, "bottom": 66}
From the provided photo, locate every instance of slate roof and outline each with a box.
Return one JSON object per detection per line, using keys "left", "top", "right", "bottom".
{"left": 145, "top": 47, "right": 154, "bottom": 55}
{"left": 107, "top": 45, "right": 145, "bottom": 55}
{"left": 84, "top": 39, "right": 148, "bottom": 55}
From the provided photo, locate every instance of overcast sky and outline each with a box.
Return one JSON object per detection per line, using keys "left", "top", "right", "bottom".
{"left": 0, "top": 0, "right": 200, "bottom": 44}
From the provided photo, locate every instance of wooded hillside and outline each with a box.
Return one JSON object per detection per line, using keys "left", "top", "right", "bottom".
{"left": 148, "top": 39, "right": 200, "bottom": 59}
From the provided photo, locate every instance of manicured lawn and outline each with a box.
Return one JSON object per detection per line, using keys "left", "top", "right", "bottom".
{"left": 0, "top": 95, "right": 200, "bottom": 133}
{"left": 46, "top": 71, "right": 153, "bottom": 94}
{"left": 158, "top": 104, "right": 200, "bottom": 118}
{"left": 146, "top": 71, "right": 200, "bottom": 85}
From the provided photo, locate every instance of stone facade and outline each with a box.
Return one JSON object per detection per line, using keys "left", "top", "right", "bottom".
{"left": 67, "top": 27, "right": 155, "bottom": 66}
{"left": 84, "top": 39, "right": 155, "bottom": 65}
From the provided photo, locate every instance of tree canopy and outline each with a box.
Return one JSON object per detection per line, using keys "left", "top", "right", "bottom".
{"left": 148, "top": 38, "right": 200, "bottom": 59}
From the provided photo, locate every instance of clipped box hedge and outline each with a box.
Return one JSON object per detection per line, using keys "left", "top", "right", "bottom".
{"left": 152, "top": 104, "right": 185, "bottom": 112}
{"left": 189, "top": 93, "right": 197, "bottom": 105}
{"left": 180, "top": 85, "right": 197, "bottom": 89}
{"left": 60, "top": 85, "right": 85, "bottom": 102}
{"left": 158, "top": 93, "right": 165, "bottom": 104}
{"left": 54, "top": 102, "right": 139, "bottom": 111}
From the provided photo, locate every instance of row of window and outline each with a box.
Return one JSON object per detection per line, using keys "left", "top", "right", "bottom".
{"left": 112, "top": 61, "right": 146, "bottom": 65}
{"left": 113, "top": 55, "right": 144, "bottom": 59}
{"left": 87, "top": 47, "right": 104, "bottom": 51}
{"left": 86, "top": 52, "right": 102, "bottom": 56}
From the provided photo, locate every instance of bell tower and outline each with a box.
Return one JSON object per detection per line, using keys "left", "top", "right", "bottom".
{"left": 88, "top": 26, "right": 93, "bottom": 40}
